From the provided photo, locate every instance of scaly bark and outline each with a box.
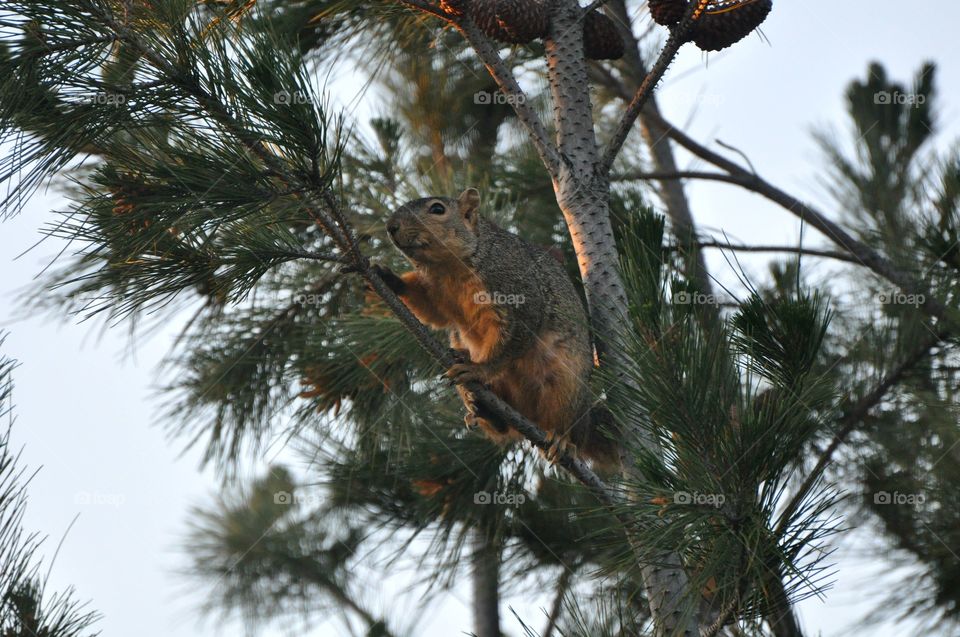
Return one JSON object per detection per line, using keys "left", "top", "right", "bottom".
{"left": 544, "top": 2, "right": 701, "bottom": 635}
{"left": 472, "top": 528, "right": 501, "bottom": 637}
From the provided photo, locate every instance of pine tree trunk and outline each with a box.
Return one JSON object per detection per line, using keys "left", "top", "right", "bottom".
{"left": 544, "top": 2, "right": 702, "bottom": 635}
{"left": 472, "top": 528, "right": 501, "bottom": 637}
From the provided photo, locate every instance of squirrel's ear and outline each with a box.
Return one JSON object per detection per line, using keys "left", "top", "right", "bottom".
{"left": 457, "top": 188, "right": 481, "bottom": 229}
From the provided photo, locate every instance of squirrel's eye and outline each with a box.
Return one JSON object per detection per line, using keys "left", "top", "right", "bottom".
{"left": 428, "top": 202, "right": 446, "bottom": 215}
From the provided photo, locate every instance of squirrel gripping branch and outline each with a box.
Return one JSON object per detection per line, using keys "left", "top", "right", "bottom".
{"left": 376, "top": 188, "right": 618, "bottom": 466}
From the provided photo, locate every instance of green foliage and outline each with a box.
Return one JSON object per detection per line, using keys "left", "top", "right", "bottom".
{"left": 816, "top": 61, "right": 960, "bottom": 630}
{"left": 602, "top": 209, "right": 841, "bottom": 626}
{"left": 1, "top": 0, "right": 345, "bottom": 322}
{"left": 7, "top": 0, "right": 960, "bottom": 632}
{"left": 816, "top": 61, "right": 936, "bottom": 252}
{"left": 0, "top": 349, "right": 101, "bottom": 637}
{"left": 185, "top": 465, "right": 390, "bottom": 631}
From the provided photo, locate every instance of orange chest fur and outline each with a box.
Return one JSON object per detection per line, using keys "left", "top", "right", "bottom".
{"left": 435, "top": 275, "right": 506, "bottom": 363}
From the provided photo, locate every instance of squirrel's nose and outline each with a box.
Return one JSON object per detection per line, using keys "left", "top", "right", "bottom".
{"left": 387, "top": 219, "right": 399, "bottom": 236}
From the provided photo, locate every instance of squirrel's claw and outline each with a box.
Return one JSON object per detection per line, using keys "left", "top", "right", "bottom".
{"left": 446, "top": 362, "right": 486, "bottom": 386}
{"left": 464, "top": 413, "right": 480, "bottom": 431}
{"left": 542, "top": 434, "right": 574, "bottom": 465}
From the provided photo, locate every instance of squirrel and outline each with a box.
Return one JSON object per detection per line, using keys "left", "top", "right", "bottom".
{"left": 373, "top": 187, "right": 617, "bottom": 466}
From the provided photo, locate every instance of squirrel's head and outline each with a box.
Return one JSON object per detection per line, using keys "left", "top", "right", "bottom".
{"left": 386, "top": 188, "right": 482, "bottom": 266}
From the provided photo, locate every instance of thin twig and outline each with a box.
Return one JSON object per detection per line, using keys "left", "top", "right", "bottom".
{"left": 773, "top": 328, "right": 948, "bottom": 537}
{"left": 665, "top": 240, "right": 862, "bottom": 265}
{"left": 642, "top": 111, "right": 956, "bottom": 326}
{"left": 601, "top": 0, "right": 709, "bottom": 171}
{"left": 395, "top": 0, "right": 449, "bottom": 20}
{"left": 454, "top": 17, "right": 561, "bottom": 179}
{"left": 542, "top": 566, "right": 574, "bottom": 637}
{"left": 289, "top": 250, "right": 351, "bottom": 264}
{"left": 614, "top": 169, "right": 745, "bottom": 185}
{"left": 88, "top": 0, "right": 624, "bottom": 510}
{"left": 701, "top": 597, "right": 739, "bottom": 637}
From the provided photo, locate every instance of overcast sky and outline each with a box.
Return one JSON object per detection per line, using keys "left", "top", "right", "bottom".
{"left": 2, "top": 1, "right": 959, "bottom": 636}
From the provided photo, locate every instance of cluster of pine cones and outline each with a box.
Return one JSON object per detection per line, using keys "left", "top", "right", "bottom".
{"left": 649, "top": 0, "right": 772, "bottom": 51}
{"left": 439, "top": 0, "right": 625, "bottom": 60}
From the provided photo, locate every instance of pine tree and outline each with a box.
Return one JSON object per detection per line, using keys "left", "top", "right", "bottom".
{"left": 813, "top": 61, "right": 960, "bottom": 631}
{"left": 1, "top": 2, "right": 958, "bottom": 636}
{"left": 0, "top": 346, "right": 101, "bottom": 637}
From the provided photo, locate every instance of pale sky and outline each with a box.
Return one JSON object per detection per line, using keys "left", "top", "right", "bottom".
{"left": 2, "top": 1, "right": 959, "bottom": 636}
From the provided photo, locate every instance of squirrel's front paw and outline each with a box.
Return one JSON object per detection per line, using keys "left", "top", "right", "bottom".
{"left": 446, "top": 362, "right": 489, "bottom": 386}
{"left": 370, "top": 264, "right": 406, "bottom": 294}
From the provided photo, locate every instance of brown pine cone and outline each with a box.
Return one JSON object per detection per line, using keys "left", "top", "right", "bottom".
{"left": 469, "top": 0, "right": 510, "bottom": 41}
{"left": 690, "top": 0, "right": 772, "bottom": 51}
{"left": 583, "top": 10, "right": 624, "bottom": 60}
{"left": 110, "top": 181, "right": 153, "bottom": 235}
{"left": 495, "top": 0, "right": 548, "bottom": 44}
{"left": 649, "top": 0, "right": 687, "bottom": 26}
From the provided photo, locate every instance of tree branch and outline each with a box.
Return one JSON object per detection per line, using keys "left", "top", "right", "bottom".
{"left": 774, "top": 327, "right": 948, "bottom": 537}
{"left": 601, "top": 0, "right": 709, "bottom": 171}
{"left": 642, "top": 112, "right": 957, "bottom": 326}
{"left": 88, "top": 0, "right": 625, "bottom": 511}
{"left": 614, "top": 169, "right": 749, "bottom": 185}
{"left": 667, "top": 240, "right": 863, "bottom": 265}
{"left": 541, "top": 4, "right": 704, "bottom": 634}
{"left": 542, "top": 566, "right": 574, "bottom": 637}
{"left": 593, "top": 3, "right": 714, "bottom": 298}
{"left": 452, "top": 15, "right": 561, "bottom": 179}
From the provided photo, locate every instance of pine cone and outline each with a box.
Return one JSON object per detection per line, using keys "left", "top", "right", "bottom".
{"left": 110, "top": 181, "right": 152, "bottom": 235}
{"left": 439, "top": 0, "right": 467, "bottom": 17}
{"left": 649, "top": 0, "right": 686, "bottom": 26}
{"left": 469, "top": 0, "right": 510, "bottom": 41}
{"left": 690, "top": 0, "right": 772, "bottom": 51}
{"left": 495, "top": 0, "right": 548, "bottom": 44}
{"left": 583, "top": 10, "right": 624, "bottom": 60}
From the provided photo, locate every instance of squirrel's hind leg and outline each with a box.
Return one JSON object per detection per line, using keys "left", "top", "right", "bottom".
{"left": 449, "top": 332, "right": 507, "bottom": 437}
{"left": 455, "top": 384, "right": 511, "bottom": 436}
{"left": 541, "top": 431, "right": 577, "bottom": 465}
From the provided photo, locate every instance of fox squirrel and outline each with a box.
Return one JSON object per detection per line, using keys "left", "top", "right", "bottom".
{"left": 375, "top": 188, "right": 617, "bottom": 465}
